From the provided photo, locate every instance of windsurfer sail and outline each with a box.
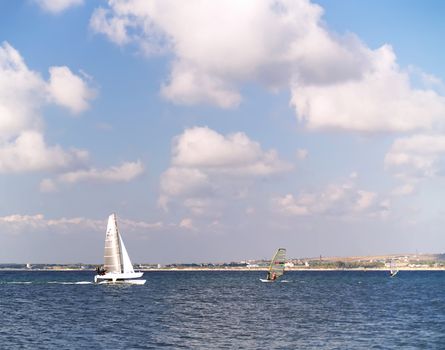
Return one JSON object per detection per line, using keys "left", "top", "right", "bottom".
{"left": 389, "top": 259, "right": 398, "bottom": 277}
{"left": 261, "top": 248, "right": 286, "bottom": 282}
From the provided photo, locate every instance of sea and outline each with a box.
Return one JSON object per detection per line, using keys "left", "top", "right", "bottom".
{"left": 1, "top": 270, "right": 444, "bottom": 349}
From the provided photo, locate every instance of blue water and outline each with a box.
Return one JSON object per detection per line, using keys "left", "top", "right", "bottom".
{"left": 1, "top": 270, "right": 444, "bottom": 349}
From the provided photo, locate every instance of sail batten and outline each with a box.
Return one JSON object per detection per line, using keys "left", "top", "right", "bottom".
{"left": 95, "top": 213, "right": 145, "bottom": 284}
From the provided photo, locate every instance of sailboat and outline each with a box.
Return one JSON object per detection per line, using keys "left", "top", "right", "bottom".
{"left": 389, "top": 259, "right": 398, "bottom": 277}
{"left": 94, "top": 213, "right": 146, "bottom": 285}
{"left": 260, "top": 248, "right": 286, "bottom": 283}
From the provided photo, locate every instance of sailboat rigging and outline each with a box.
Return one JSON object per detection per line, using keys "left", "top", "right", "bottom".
{"left": 94, "top": 213, "right": 146, "bottom": 284}
{"left": 260, "top": 248, "right": 286, "bottom": 283}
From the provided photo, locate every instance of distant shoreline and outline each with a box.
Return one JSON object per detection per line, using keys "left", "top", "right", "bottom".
{"left": 1, "top": 267, "right": 445, "bottom": 272}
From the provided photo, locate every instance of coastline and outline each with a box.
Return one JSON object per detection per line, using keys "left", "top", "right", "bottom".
{"left": 2, "top": 267, "right": 444, "bottom": 272}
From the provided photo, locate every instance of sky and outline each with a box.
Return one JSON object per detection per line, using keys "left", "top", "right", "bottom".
{"left": 1, "top": 0, "right": 445, "bottom": 264}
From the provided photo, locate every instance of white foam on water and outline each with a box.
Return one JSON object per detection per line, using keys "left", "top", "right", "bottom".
{"left": 47, "top": 281, "right": 93, "bottom": 285}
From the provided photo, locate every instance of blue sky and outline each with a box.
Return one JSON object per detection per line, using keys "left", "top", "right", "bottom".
{"left": 1, "top": 0, "right": 445, "bottom": 264}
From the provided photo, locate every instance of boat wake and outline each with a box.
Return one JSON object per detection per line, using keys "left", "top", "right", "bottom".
{"left": 48, "top": 281, "right": 93, "bottom": 285}
{"left": 5, "top": 281, "right": 93, "bottom": 285}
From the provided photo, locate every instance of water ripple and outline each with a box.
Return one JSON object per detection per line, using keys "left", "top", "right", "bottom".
{"left": 1, "top": 270, "right": 444, "bottom": 349}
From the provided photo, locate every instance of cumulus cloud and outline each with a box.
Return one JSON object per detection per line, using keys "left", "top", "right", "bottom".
{"left": 385, "top": 134, "right": 445, "bottom": 178}
{"left": 90, "top": 1, "right": 445, "bottom": 133}
{"left": 34, "top": 0, "right": 84, "bottom": 14}
{"left": 89, "top": 0, "right": 369, "bottom": 108}
{"left": 272, "top": 180, "right": 389, "bottom": 219}
{"left": 40, "top": 160, "right": 144, "bottom": 191}
{"left": 0, "top": 42, "right": 95, "bottom": 173}
{"left": 171, "top": 127, "right": 291, "bottom": 175}
{"left": 0, "top": 131, "right": 88, "bottom": 173}
{"left": 48, "top": 66, "right": 96, "bottom": 114}
{"left": 0, "top": 42, "right": 46, "bottom": 141}
{"left": 291, "top": 45, "right": 445, "bottom": 132}
{"left": 159, "top": 126, "right": 292, "bottom": 212}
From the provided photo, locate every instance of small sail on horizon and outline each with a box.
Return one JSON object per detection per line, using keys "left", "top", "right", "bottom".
{"left": 261, "top": 248, "right": 286, "bottom": 282}
{"left": 389, "top": 259, "right": 398, "bottom": 277}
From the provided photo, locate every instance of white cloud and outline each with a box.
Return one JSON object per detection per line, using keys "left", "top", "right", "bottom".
{"left": 291, "top": 45, "right": 445, "bottom": 132}
{"left": 59, "top": 160, "right": 144, "bottom": 183}
{"left": 179, "top": 218, "right": 194, "bottom": 230}
{"left": 0, "top": 42, "right": 46, "bottom": 141}
{"left": 272, "top": 180, "right": 389, "bottom": 219}
{"left": 0, "top": 213, "right": 162, "bottom": 234}
{"left": 90, "top": 0, "right": 372, "bottom": 108}
{"left": 90, "top": 7, "right": 132, "bottom": 45}
{"left": 0, "top": 131, "right": 88, "bottom": 173}
{"left": 119, "top": 218, "right": 163, "bottom": 230}
{"left": 90, "top": 1, "right": 445, "bottom": 134}
{"left": 160, "top": 167, "right": 211, "bottom": 199}
{"left": 171, "top": 126, "right": 291, "bottom": 175}
{"left": 34, "top": 0, "right": 84, "bottom": 14}
{"left": 0, "top": 42, "right": 95, "bottom": 173}
{"left": 48, "top": 66, "right": 96, "bottom": 114}
{"left": 160, "top": 62, "right": 241, "bottom": 108}
{"left": 40, "top": 161, "right": 144, "bottom": 191}
{"left": 385, "top": 134, "right": 445, "bottom": 178}
{"left": 0, "top": 214, "right": 102, "bottom": 233}
{"left": 159, "top": 126, "right": 292, "bottom": 213}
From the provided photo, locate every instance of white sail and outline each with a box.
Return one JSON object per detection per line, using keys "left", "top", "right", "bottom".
{"left": 95, "top": 213, "right": 145, "bottom": 284}
{"left": 390, "top": 259, "right": 398, "bottom": 277}
{"left": 119, "top": 234, "right": 135, "bottom": 274}
{"left": 104, "top": 214, "right": 121, "bottom": 273}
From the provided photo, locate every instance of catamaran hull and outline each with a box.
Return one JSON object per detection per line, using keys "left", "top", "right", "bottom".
{"left": 94, "top": 272, "right": 145, "bottom": 284}
{"left": 96, "top": 279, "right": 146, "bottom": 285}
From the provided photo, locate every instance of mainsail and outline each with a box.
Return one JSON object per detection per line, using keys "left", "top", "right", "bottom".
{"left": 268, "top": 248, "right": 286, "bottom": 279}
{"left": 103, "top": 213, "right": 134, "bottom": 274}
